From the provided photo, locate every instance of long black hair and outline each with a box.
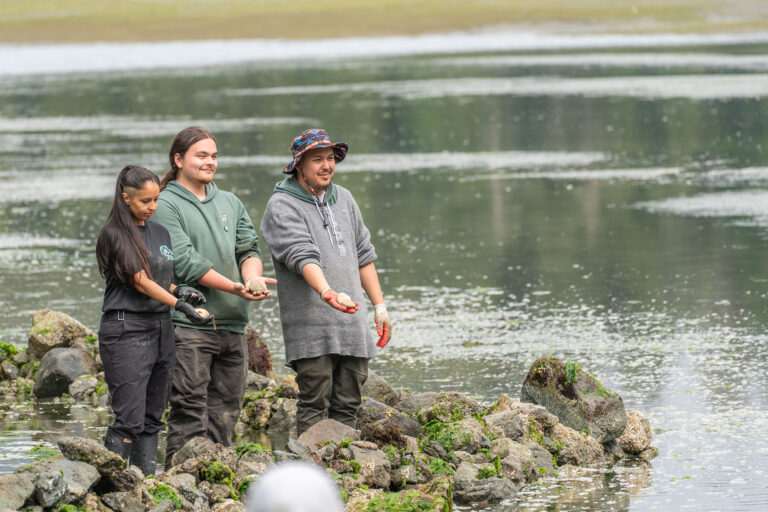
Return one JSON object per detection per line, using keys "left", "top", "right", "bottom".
{"left": 160, "top": 126, "right": 216, "bottom": 190}
{"left": 96, "top": 165, "right": 160, "bottom": 288}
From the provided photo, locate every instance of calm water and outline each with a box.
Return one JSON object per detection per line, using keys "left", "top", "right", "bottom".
{"left": 2, "top": 34, "right": 768, "bottom": 511}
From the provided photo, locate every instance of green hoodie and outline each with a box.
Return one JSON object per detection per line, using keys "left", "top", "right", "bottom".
{"left": 273, "top": 175, "right": 337, "bottom": 205}
{"left": 153, "top": 180, "right": 262, "bottom": 333}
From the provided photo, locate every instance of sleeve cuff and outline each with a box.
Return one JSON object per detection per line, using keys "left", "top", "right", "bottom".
{"left": 237, "top": 250, "right": 262, "bottom": 267}
{"left": 298, "top": 258, "right": 322, "bottom": 274}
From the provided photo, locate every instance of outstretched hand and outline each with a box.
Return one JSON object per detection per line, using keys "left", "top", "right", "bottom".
{"left": 232, "top": 278, "right": 277, "bottom": 301}
{"left": 321, "top": 289, "right": 358, "bottom": 314}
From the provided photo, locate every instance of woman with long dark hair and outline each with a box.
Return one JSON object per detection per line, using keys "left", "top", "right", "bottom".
{"left": 96, "top": 164, "right": 210, "bottom": 476}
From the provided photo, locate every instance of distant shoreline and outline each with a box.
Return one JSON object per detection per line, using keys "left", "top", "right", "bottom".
{"left": 0, "top": 0, "right": 764, "bottom": 44}
{"left": 3, "top": 30, "right": 768, "bottom": 78}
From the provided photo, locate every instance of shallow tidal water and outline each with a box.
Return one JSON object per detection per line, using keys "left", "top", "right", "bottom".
{"left": 1, "top": 32, "right": 768, "bottom": 511}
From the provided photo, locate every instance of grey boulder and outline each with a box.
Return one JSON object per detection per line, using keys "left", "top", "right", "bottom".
{"left": 0, "top": 473, "right": 35, "bottom": 511}
{"left": 34, "top": 348, "right": 96, "bottom": 398}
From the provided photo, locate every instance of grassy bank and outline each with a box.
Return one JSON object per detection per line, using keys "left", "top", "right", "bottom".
{"left": 0, "top": 0, "right": 765, "bottom": 43}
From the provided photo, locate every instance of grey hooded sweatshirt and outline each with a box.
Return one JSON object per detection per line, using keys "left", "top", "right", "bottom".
{"left": 260, "top": 176, "right": 377, "bottom": 368}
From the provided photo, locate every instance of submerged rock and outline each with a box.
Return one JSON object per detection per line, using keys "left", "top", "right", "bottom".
{"left": 362, "top": 371, "right": 399, "bottom": 407}
{"left": 28, "top": 310, "right": 96, "bottom": 360}
{"left": 34, "top": 348, "right": 96, "bottom": 398}
{"left": 521, "top": 356, "right": 626, "bottom": 443}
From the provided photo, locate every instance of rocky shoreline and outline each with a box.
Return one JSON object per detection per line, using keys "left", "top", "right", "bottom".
{"left": 0, "top": 311, "right": 657, "bottom": 511}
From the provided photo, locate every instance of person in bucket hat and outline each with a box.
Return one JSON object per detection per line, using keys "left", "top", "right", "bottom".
{"left": 282, "top": 128, "right": 348, "bottom": 175}
{"left": 261, "top": 128, "right": 392, "bottom": 435}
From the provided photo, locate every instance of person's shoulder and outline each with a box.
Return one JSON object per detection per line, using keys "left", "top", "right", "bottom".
{"left": 145, "top": 220, "right": 170, "bottom": 237}
{"left": 215, "top": 188, "right": 246, "bottom": 207}
{"left": 334, "top": 184, "right": 355, "bottom": 199}
{"left": 334, "top": 184, "right": 359, "bottom": 206}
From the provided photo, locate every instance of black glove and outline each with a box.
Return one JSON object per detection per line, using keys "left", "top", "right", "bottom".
{"left": 173, "top": 286, "right": 206, "bottom": 306}
{"left": 174, "top": 300, "right": 213, "bottom": 325}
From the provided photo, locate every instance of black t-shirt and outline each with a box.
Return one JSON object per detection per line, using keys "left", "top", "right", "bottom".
{"left": 101, "top": 221, "right": 175, "bottom": 314}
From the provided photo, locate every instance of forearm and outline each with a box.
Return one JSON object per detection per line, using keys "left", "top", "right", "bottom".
{"left": 133, "top": 271, "right": 177, "bottom": 308}
{"left": 197, "top": 268, "right": 239, "bottom": 292}
{"left": 240, "top": 257, "right": 264, "bottom": 282}
{"left": 301, "top": 263, "right": 331, "bottom": 294}
{"left": 359, "top": 262, "right": 385, "bottom": 305}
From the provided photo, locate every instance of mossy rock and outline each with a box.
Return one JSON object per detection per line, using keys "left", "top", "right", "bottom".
{"left": 521, "top": 355, "right": 626, "bottom": 443}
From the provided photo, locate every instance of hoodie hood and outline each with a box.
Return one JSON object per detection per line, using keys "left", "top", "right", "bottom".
{"left": 273, "top": 176, "right": 337, "bottom": 206}
{"left": 164, "top": 180, "right": 219, "bottom": 203}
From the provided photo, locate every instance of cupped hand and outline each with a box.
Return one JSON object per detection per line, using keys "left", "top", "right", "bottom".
{"left": 174, "top": 300, "right": 213, "bottom": 325}
{"left": 321, "top": 289, "right": 358, "bottom": 314}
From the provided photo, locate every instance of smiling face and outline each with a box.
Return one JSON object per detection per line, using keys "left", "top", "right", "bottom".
{"left": 297, "top": 147, "right": 336, "bottom": 192}
{"left": 174, "top": 137, "right": 218, "bottom": 187}
{"left": 123, "top": 180, "right": 160, "bottom": 225}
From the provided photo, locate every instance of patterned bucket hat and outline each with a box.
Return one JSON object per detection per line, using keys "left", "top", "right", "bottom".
{"left": 283, "top": 128, "right": 349, "bottom": 174}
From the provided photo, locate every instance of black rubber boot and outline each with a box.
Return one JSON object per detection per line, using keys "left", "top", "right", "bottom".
{"left": 130, "top": 433, "right": 159, "bottom": 477}
{"left": 104, "top": 428, "right": 134, "bottom": 461}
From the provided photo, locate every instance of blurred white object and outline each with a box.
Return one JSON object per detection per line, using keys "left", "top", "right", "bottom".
{"left": 247, "top": 462, "right": 344, "bottom": 512}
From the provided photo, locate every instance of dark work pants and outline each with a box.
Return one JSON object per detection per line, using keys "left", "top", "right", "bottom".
{"left": 98, "top": 311, "right": 175, "bottom": 440}
{"left": 164, "top": 327, "right": 248, "bottom": 467}
{"left": 294, "top": 354, "right": 369, "bottom": 436}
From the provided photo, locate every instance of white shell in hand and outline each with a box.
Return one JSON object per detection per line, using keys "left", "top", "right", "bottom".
{"left": 336, "top": 292, "right": 355, "bottom": 308}
{"left": 246, "top": 279, "right": 268, "bottom": 293}
{"left": 195, "top": 308, "right": 211, "bottom": 318}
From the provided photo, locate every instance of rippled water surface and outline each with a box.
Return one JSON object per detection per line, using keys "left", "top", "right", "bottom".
{"left": 2, "top": 34, "right": 768, "bottom": 511}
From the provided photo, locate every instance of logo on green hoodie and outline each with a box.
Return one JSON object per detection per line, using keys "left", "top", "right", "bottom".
{"left": 220, "top": 213, "right": 229, "bottom": 232}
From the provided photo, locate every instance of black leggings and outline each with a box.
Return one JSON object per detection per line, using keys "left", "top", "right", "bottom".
{"left": 99, "top": 311, "right": 175, "bottom": 439}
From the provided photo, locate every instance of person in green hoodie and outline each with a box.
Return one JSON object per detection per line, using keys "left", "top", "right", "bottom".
{"left": 153, "top": 126, "right": 276, "bottom": 467}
